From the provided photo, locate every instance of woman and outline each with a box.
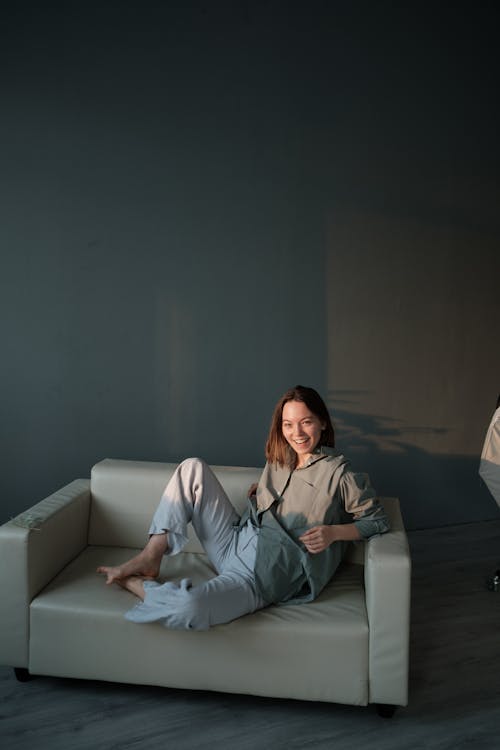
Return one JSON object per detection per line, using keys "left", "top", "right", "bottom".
{"left": 98, "top": 385, "right": 389, "bottom": 630}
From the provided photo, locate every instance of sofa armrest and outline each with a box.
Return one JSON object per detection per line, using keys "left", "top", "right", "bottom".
{"left": 0, "top": 479, "right": 91, "bottom": 668}
{"left": 364, "top": 498, "right": 411, "bottom": 706}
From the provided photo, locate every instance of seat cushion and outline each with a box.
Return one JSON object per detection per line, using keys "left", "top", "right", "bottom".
{"left": 29, "top": 546, "right": 369, "bottom": 705}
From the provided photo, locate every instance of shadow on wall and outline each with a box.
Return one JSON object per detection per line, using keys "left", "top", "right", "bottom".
{"left": 325, "top": 206, "right": 499, "bottom": 530}
{"left": 327, "top": 391, "right": 499, "bottom": 531}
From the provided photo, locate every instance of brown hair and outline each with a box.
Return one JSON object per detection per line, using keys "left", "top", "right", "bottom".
{"left": 265, "top": 385, "right": 335, "bottom": 468}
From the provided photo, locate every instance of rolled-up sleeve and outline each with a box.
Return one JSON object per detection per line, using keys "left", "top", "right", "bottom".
{"left": 339, "top": 471, "right": 390, "bottom": 539}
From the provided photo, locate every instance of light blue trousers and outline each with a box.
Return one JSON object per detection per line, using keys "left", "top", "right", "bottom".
{"left": 125, "top": 458, "right": 265, "bottom": 630}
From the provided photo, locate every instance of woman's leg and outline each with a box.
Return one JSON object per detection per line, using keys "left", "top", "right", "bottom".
{"left": 125, "top": 571, "right": 264, "bottom": 630}
{"left": 97, "top": 534, "right": 168, "bottom": 585}
{"left": 115, "top": 575, "right": 148, "bottom": 598}
{"left": 147, "top": 457, "right": 239, "bottom": 571}
{"left": 98, "top": 457, "right": 239, "bottom": 583}
{"left": 124, "top": 519, "right": 265, "bottom": 630}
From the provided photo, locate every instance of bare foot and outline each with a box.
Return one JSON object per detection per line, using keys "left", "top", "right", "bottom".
{"left": 97, "top": 563, "right": 157, "bottom": 585}
{"left": 97, "top": 534, "right": 168, "bottom": 584}
{"left": 116, "top": 576, "right": 147, "bottom": 601}
{"left": 96, "top": 551, "right": 160, "bottom": 584}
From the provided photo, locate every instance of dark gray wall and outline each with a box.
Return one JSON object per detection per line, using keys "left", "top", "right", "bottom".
{"left": 1, "top": 1, "right": 499, "bottom": 529}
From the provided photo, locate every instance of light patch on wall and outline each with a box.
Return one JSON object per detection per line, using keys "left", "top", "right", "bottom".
{"left": 154, "top": 295, "right": 199, "bottom": 459}
{"left": 326, "top": 208, "right": 498, "bottom": 459}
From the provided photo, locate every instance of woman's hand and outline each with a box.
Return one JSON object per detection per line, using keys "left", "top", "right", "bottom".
{"left": 299, "top": 525, "right": 336, "bottom": 554}
{"left": 300, "top": 523, "right": 362, "bottom": 553}
{"left": 247, "top": 482, "right": 258, "bottom": 498}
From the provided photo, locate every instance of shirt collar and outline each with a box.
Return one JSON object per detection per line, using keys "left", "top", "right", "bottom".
{"left": 296, "top": 444, "right": 335, "bottom": 470}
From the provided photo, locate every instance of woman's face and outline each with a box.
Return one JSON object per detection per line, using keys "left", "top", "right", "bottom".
{"left": 281, "top": 400, "right": 325, "bottom": 467}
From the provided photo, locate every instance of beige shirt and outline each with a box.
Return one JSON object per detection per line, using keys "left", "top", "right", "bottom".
{"left": 256, "top": 446, "right": 388, "bottom": 539}
{"left": 248, "top": 446, "right": 389, "bottom": 604}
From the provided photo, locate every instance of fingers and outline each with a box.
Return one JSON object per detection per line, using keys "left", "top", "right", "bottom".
{"left": 300, "top": 535, "right": 323, "bottom": 554}
{"left": 299, "top": 526, "right": 329, "bottom": 554}
{"left": 304, "top": 545, "right": 321, "bottom": 555}
{"left": 299, "top": 528, "right": 321, "bottom": 543}
{"left": 303, "top": 543, "right": 323, "bottom": 555}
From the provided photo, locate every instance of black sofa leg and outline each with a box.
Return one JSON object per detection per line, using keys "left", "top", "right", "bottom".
{"left": 14, "top": 667, "right": 34, "bottom": 682}
{"left": 376, "top": 704, "right": 398, "bottom": 718}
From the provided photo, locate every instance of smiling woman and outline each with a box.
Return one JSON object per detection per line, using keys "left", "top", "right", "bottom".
{"left": 266, "top": 385, "right": 336, "bottom": 469}
{"left": 282, "top": 402, "right": 325, "bottom": 466}
{"left": 261, "top": 386, "right": 383, "bottom": 561}
{"left": 98, "top": 385, "right": 390, "bottom": 628}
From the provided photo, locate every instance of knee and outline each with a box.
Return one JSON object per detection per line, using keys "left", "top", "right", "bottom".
{"left": 177, "top": 457, "right": 212, "bottom": 490}
{"left": 178, "top": 457, "right": 207, "bottom": 474}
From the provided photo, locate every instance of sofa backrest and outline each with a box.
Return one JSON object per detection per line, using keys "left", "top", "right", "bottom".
{"left": 88, "top": 458, "right": 262, "bottom": 553}
{"left": 88, "top": 458, "right": 401, "bottom": 565}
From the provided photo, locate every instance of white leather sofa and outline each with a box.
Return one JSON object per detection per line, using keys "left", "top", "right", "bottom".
{"left": 0, "top": 458, "right": 411, "bottom": 715}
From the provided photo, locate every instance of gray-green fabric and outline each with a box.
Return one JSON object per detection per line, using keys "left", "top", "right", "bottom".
{"left": 244, "top": 447, "right": 390, "bottom": 605}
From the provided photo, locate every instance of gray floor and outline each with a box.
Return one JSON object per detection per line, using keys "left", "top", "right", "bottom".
{"left": 1, "top": 520, "right": 500, "bottom": 750}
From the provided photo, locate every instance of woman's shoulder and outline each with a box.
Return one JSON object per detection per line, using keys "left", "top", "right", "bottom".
{"left": 319, "top": 446, "right": 350, "bottom": 470}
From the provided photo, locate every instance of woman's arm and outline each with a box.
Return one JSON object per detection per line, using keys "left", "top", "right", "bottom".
{"left": 340, "top": 471, "right": 390, "bottom": 539}
{"left": 299, "top": 523, "right": 361, "bottom": 554}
